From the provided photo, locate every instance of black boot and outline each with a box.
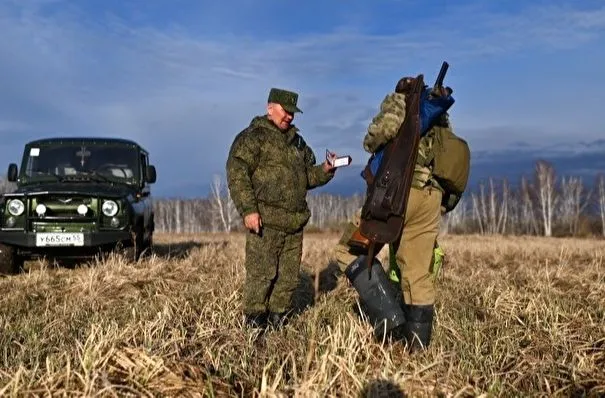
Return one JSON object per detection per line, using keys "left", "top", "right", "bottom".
{"left": 391, "top": 280, "right": 405, "bottom": 310}
{"left": 244, "top": 312, "right": 268, "bottom": 329}
{"left": 402, "top": 304, "right": 434, "bottom": 352}
{"left": 267, "top": 311, "right": 289, "bottom": 329}
{"left": 344, "top": 255, "right": 408, "bottom": 341}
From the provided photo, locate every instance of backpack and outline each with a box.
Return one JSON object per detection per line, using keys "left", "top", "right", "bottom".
{"left": 362, "top": 87, "right": 455, "bottom": 184}
{"left": 425, "top": 118, "right": 471, "bottom": 212}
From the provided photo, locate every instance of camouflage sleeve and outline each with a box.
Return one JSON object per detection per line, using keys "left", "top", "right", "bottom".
{"left": 362, "top": 93, "right": 407, "bottom": 153}
{"left": 304, "top": 145, "right": 334, "bottom": 189}
{"left": 226, "top": 129, "right": 261, "bottom": 217}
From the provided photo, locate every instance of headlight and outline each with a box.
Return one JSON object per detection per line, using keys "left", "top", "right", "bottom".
{"left": 102, "top": 200, "right": 118, "bottom": 217}
{"left": 35, "top": 203, "right": 47, "bottom": 216}
{"left": 8, "top": 199, "right": 25, "bottom": 216}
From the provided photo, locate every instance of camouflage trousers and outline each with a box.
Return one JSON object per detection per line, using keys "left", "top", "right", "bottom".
{"left": 242, "top": 226, "right": 303, "bottom": 315}
{"left": 333, "top": 185, "right": 443, "bottom": 305}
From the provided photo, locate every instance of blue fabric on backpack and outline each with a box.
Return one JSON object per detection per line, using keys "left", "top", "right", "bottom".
{"left": 363, "top": 88, "right": 455, "bottom": 179}
{"left": 420, "top": 89, "right": 455, "bottom": 134}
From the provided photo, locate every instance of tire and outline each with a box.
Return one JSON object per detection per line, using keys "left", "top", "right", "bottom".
{"left": 140, "top": 235, "right": 153, "bottom": 258}
{"left": 122, "top": 226, "right": 147, "bottom": 263}
{"left": 0, "top": 244, "right": 24, "bottom": 276}
{"left": 122, "top": 245, "right": 138, "bottom": 262}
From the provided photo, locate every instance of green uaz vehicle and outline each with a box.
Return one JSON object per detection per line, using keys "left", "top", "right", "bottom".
{"left": 0, "top": 137, "right": 157, "bottom": 275}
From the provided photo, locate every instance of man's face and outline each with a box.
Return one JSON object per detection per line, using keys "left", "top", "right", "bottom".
{"left": 267, "top": 103, "right": 294, "bottom": 131}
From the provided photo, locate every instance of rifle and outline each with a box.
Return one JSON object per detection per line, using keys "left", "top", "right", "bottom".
{"left": 358, "top": 74, "right": 425, "bottom": 278}
{"left": 432, "top": 61, "right": 452, "bottom": 96}
{"left": 353, "top": 62, "right": 453, "bottom": 279}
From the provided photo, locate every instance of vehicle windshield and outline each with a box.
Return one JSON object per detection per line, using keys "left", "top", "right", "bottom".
{"left": 21, "top": 143, "right": 140, "bottom": 183}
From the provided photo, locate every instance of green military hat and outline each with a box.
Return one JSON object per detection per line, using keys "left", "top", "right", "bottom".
{"left": 267, "top": 88, "right": 303, "bottom": 113}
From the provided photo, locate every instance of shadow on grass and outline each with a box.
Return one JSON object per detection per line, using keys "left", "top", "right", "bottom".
{"left": 290, "top": 260, "right": 342, "bottom": 315}
{"left": 150, "top": 240, "right": 227, "bottom": 260}
{"left": 18, "top": 240, "right": 227, "bottom": 273}
{"left": 359, "top": 379, "right": 407, "bottom": 398}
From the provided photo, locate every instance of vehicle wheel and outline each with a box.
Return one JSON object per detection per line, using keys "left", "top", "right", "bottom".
{"left": 122, "top": 231, "right": 143, "bottom": 263}
{"left": 0, "top": 244, "right": 24, "bottom": 276}
{"left": 141, "top": 217, "right": 154, "bottom": 258}
{"left": 140, "top": 232, "right": 153, "bottom": 258}
{"left": 122, "top": 246, "right": 138, "bottom": 262}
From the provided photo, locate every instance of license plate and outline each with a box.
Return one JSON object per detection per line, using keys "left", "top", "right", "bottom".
{"left": 35, "top": 233, "right": 84, "bottom": 247}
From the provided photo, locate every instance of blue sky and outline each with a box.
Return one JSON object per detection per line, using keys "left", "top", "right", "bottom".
{"left": 1, "top": 0, "right": 604, "bottom": 197}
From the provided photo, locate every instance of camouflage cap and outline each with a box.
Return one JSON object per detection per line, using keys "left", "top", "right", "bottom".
{"left": 268, "top": 88, "right": 303, "bottom": 113}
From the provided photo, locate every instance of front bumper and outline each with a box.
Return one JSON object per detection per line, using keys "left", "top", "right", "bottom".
{"left": 0, "top": 230, "right": 132, "bottom": 248}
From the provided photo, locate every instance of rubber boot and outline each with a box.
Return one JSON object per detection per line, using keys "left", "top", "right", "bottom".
{"left": 344, "top": 255, "right": 408, "bottom": 341}
{"left": 244, "top": 312, "right": 268, "bottom": 329}
{"left": 267, "top": 311, "right": 289, "bottom": 329}
{"left": 403, "top": 304, "right": 434, "bottom": 353}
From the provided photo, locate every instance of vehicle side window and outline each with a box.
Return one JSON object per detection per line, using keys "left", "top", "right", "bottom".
{"left": 140, "top": 153, "right": 149, "bottom": 184}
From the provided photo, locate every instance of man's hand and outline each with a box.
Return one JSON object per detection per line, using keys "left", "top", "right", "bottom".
{"left": 430, "top": 86, "right": 453, "bottom": 98}
{"left": 323, "top": 151, "right": 337, "bottom": 173}
{"left": 244, "top": 212, "right": 262, "bottom": 234}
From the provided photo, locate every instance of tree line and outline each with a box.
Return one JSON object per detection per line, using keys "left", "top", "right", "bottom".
{"left": 442, "top": 160, "right": 604, "bottom": 237}
{"left": 154, "top": 160, "right": 605, "bottom": 237}
{"left": 1, "top": 160, "right": 604, "bottom": 237}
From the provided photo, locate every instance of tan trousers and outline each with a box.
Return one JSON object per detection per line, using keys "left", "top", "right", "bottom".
{"left": 332, "top": 186, "right": 443, "bottom": 305}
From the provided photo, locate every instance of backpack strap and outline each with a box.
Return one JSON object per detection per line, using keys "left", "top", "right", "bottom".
{"left": 419, "top": 135, "right": 435, "bottom": 168}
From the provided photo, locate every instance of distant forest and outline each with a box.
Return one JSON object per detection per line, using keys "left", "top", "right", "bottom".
{"left": 1, "top": 160, "right": 604, "bottom": 237}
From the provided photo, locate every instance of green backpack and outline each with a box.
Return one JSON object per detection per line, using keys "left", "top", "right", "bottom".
{"left": 425, "top": 120, "right": 471, "bottom": 213}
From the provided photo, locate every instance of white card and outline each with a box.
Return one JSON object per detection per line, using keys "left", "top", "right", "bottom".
{"left": 333, "top": 156, "right": 351, "bottom": 167}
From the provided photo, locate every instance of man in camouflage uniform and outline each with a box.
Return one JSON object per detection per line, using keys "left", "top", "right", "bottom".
{"left": 226, "top": 88, "right": 337, "bottom": 329}
{"left": 332, "top": 77, "right": 452, "bottom": 352}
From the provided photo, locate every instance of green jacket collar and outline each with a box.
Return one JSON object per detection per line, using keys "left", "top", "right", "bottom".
{"left": 251, "top": 115, "right": 299, "bottom": 144}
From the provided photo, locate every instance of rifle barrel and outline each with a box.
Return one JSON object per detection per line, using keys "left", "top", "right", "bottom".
{"left": 434, "top": 61, "right": 449, "bottom": 88}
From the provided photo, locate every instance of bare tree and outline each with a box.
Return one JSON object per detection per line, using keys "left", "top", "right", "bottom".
{"left": 559, "top": 176, "right": 591, "bottom": 236}
{"left": 534, "top": 160, "right": 558, "bottom": 237}
{"left": 598, "top": 175, "right": 605, "bottom": 237}
{"left": 471, "top": 183, "right": 486, "bottom": 235}
{"left": 210, "top": 174, "right": 239, "bottom": 232}
{"left": 175, "top": 199, "right": 182, "bottom": 233}
{"left": 518, "top": 176, "right": 539, "bottom": 235}
{"left": 498, "top": 178, "right": 510, "bottom": 234}
{"left": 471, "top": 178, "right": 508, "bottom": 235}
{"left": 441, "top": 197, "right": 470, "bottom": 234}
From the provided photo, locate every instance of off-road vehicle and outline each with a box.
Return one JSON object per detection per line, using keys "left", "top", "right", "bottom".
{"left": 0, "top": 137, "right": 157, "bottom": 275}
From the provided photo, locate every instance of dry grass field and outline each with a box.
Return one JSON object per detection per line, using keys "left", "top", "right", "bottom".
{"left": 0, "top": 232, "right": 604, "bottom": 397}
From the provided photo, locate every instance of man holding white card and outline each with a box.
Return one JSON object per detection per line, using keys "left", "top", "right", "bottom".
{"left": 226, "top": 88, "right": 341, "bottom": 330}
{"left": 326, "top": 149, "right": 352, "bottom": 168}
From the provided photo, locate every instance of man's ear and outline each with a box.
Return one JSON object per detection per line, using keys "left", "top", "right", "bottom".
{"left": 266, "top": 103, "right": 273, "bottom": 116}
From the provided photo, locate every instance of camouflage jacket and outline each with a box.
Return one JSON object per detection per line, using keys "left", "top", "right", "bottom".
{"left": 226, "top": 115, "right": 334, "bottom": 233}
{"left": 362, "top": 92, "right": 442, "bottom": 191}
{"left": 363, "top": 93, "right": 407, "bottom": 154}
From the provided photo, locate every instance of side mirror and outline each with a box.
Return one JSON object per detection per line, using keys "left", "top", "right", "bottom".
{"left": 7, "top": 163, "right": 18, "bottom": 182}
{"left": 145, "top": 165, "right": 156, "bottom": 184}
